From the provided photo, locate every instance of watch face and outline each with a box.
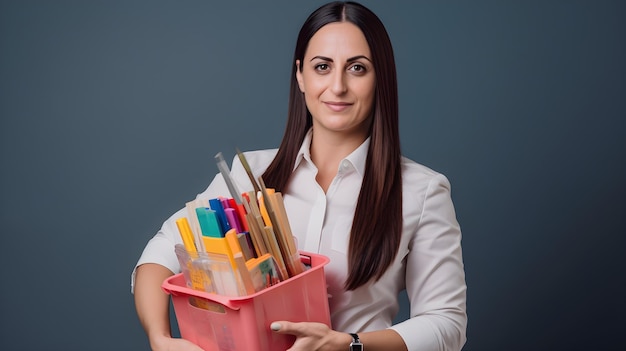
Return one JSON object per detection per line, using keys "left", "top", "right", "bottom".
{"left": 351, "top": 344, "right": 363, "bottom": 351}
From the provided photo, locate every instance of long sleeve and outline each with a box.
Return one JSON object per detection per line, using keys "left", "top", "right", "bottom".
{"left": 390, "top": 173, "right": 467, "bottom": 351}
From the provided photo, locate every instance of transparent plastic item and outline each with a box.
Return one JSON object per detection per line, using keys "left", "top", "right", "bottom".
{"left": 162, "top": 251, "right": 331, "bottom": 351}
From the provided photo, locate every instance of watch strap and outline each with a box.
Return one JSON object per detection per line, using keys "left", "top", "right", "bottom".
{"left": 349, "top": 333, "right": 363, "bottom": 350}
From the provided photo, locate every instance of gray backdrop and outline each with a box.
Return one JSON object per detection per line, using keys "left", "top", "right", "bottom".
{"left": 1, "top": 1, "right": 624, "bottom": 350}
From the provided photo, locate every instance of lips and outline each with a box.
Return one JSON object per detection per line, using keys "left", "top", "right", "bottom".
{"left": 324, "top": 101, "right": 353, "bottom": 112}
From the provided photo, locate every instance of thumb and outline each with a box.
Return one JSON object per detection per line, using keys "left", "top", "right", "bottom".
{"left": 271, "top": 320, "right": 300, "bottom": 335}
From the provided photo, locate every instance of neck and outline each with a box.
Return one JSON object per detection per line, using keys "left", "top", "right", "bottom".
{"left": 309, "top": 127, "right": 368, "bottom": 192}
{"left": 311, "top": 127, "right": 366, "bottom": 162}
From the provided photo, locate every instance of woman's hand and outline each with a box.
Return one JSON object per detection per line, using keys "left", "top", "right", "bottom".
{"left": 271, "top": 321, "right": 351, "bottom": 351}
{"left": 149, "top": 334, "right": 205, "bottom": 351}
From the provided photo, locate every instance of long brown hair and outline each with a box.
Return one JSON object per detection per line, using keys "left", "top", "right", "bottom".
{"left": 262, "top": 1, "right": 402, "bottom": 290}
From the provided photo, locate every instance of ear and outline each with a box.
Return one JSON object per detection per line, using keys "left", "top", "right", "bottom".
{"left": 295, "top": 60, "right": 305, "bottom": 93}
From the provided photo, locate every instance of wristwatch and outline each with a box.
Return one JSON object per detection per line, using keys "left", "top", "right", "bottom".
{"left": 349, "top": 333, "right": 363, "bottom": 351}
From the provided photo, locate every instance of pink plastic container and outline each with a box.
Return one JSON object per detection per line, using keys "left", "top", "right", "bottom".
{"left": 162, "top": 251, "right": 331, "bottom": 351}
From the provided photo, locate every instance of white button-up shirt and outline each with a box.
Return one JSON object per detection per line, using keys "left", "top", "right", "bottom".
{"left": 133, "top": 130, "right": 467, "bottom": 351}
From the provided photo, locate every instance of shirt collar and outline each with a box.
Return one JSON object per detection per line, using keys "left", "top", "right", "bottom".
{"left": 293, "top": 129, "right": 313, "bottom": 171}
{"left": 346, "top": 136, "right": 370, "bottom": 176}
{"left": 293, "top": 128, "right": 370, "bottom": 176}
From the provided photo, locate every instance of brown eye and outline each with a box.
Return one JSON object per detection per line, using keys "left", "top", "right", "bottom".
{"left": 315, "top": 63, "right": 330, "bottom": 71}
{"left": 349, "top": 64, "right": 366, "bottom": 74}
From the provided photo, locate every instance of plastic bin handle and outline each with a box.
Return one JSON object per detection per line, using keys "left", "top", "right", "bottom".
{"left": 162, "top": 283, "right": 242, "bottom": 311}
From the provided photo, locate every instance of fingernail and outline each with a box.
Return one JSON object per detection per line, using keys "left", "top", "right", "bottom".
{"left": 270, "top": 322, "right": 282, "bottom": 331}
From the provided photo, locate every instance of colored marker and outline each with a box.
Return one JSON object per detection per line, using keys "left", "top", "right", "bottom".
{"left": 196, "top": 207, "right": 222, "bottom": 238}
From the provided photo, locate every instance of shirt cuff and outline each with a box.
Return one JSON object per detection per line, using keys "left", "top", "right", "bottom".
{"left": 389, "top": 317, "right": 439, "bottom": 351}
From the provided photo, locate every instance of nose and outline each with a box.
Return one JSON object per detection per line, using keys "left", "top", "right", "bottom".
{"left": 330, "top": 70, "right": 347, "bottom": 95}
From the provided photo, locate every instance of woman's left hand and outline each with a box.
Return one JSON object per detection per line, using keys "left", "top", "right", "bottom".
{"left": 271, "top": 321, "right": 351, "bottom": 351}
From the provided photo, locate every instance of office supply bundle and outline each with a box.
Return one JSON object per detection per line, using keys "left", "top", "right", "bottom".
{"left": 162, "top": 150, "right": 331, "bottom": 351}
{"left": 173, "top": 151, "right": 305, "bottom": 297}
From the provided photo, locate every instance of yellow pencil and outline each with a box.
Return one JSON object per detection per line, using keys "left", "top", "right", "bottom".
{"left": 175, "top": 217, "right": 197, "bottom": 255}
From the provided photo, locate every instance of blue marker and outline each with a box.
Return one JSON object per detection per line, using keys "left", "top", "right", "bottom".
{"left": 209, "top": 198, "right": 231, "bottom": 235}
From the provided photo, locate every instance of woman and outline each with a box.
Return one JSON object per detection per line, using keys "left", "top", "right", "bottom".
{"left": 133, "top": 2, "right": 467, "bottom": 350}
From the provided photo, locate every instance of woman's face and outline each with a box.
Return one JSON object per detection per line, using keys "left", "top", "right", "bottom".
{"left": 296, "top": 22, "right": 376, "bottom": 138}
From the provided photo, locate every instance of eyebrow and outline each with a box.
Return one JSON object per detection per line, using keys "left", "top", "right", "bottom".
{"left": 310, "top": 55, "right": 372, "bottom": 63}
